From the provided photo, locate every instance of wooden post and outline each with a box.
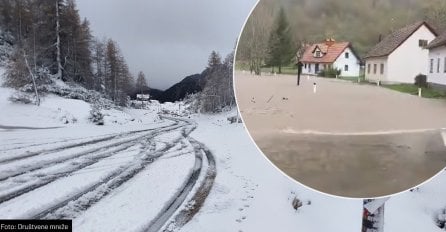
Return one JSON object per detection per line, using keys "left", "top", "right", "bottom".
{"left": 313, "top": 83, "right": 317, "bottom": 93}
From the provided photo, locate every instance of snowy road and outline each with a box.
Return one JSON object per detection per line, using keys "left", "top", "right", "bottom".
{"left": 0, "top": 116, "right": 216, "bottom": 231}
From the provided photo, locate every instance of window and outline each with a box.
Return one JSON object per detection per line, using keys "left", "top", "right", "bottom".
{"left": 344, "top": 65, "right": 349, "bottom": 71}
{"left": 309, "top": 64, "right": 312, "bottom": 72}
{"left": 380, "top": 63, "right": 384, "bottom": 74}
{"left": 345, "top": 52, "right": 349, "bottom": 59}
{"left": 305, "top": 63, "right": 307, "bottom": 68}
{"left": 367, "top": 64, "right": 371, "bottom": 74}
{"left": 438, "top": 58, "right": 441, "bottom": 73}
{"left": 419, "top": 39, "right": 428, "bottom": 47}
{"left": 430, "top": 59, "right": 434, "bottom": 73}
{"left": 373, "top": 64, "right": 377, "bottom": 74}
{"left": 316, "top": 51, "right": 321, "bottom": 57}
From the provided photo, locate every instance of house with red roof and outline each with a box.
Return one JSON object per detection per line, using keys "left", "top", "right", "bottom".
{"left": 364, "top": 21, "right": 438, "bottom": 84}
{"left": 300, "top": 38, "right": 361, "bottom": 77}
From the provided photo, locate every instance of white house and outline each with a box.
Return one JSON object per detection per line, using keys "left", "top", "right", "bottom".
{"left": 300, "top": 39, "right": 361, "bottom": 77}
{"left": 427, "top": 31, "right": 446, "bottom": 86}
{"left": 136, "top": 94, "right": 150, "bottom": 101}
{"left": 364, "top": 21, "right": 438, "bottom": 84}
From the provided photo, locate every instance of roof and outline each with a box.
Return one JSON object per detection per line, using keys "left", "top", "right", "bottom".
{"left": 300, "top": 41, "right": 352, "bottom": 63}
{"left": 427, "top": 30, "right": 446, "bottom": 49}
{"left": 365, "top": 21, "right": 438, "bottom": 59}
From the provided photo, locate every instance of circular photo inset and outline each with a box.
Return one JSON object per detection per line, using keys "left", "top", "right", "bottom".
{"left": 234, "top": 0, "right": 446, "bottom": 198}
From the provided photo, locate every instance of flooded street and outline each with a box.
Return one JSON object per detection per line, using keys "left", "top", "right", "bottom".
{"left": 234, "top": 71, "right": 446, "bottom": 197}
{"left": 255, "top": 131, "right": 446, "bottom": 197}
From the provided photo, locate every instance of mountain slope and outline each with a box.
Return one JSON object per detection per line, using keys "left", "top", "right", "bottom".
{"left": 155, "top": 73, "right": 206, "bottom": 103}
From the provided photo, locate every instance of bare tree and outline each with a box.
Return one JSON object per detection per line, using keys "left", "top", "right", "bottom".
{"left": 55, "top": 0, "right": 63, "bottom": 79}
{"left": 23, "top": 51, "right": 40, "bottom": 106}
{"left": 136, "top": 71, "right": 149, "bottom": 94}
{"left": 237, "top": 2, "right": 274, "bottom": 75}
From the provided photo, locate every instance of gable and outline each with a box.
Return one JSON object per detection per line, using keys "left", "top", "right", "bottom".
{"left": 333, "top": 46, "right": 360, "bottom": 63}
{"left": 365, "top": 21, "right": 438, "bottom": 59}
{"left": 312, "top": 46, "right": 324, "bottom": 58}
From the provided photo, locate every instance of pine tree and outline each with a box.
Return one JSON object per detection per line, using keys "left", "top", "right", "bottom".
{"left": 207, "top": 50, "right": 222, "bottom": 70}
{"left": 92, "top": 38, "right": 106, "bottom": 92}
{"left": 267, "top": 7, "right": 294, "bottom": 74}
{"left": 105, "top": 39, "right": 119, "bottom": 102}
{"left": 104, "top": 39, "right": 133, "bottom": 106}
{"left": 200, "top": 51, "right": 235, "bottom": 112}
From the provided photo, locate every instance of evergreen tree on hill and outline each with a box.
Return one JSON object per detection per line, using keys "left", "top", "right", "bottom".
{"left": 267, "top": 7, "right": 294, "bottom": 74}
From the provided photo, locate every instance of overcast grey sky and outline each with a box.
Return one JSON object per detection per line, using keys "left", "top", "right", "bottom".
{"left": 76, "top": 0, "right": 257, "bottom": 90}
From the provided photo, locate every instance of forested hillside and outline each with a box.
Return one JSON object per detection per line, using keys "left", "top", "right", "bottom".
{"left": 0, "top": 0, "right": 144, "bottom": 106}
{"left": 237, "top": 0, "right": 446, "bottom": 71}
{"left": 0, "top": 0, "right": 235, "bottom": 113}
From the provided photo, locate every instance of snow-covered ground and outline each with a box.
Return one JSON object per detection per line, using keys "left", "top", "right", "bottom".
{"left": 1, "top": 65, "right": 446, "bottom": 231}
{"left": 178, "top": 112, "right": 363, "bottom": 232}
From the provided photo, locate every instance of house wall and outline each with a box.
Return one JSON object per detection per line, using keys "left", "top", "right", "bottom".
{"left": 301, "top": 62, "right": 313, "bottom": 75}
{"left": 333, "top": 47, "right": 361, "bottom": 77}
{"left": 302, "top": 62, "right": 327, "bottom": 75}
{"left": 387, "top": 25, "right": 436, "bottom": 83}
{"left": 365, "top": 57, "right": 388, "bottom": 83}
{"left": 428, "top": 46, "right": 446, "bottom": 86}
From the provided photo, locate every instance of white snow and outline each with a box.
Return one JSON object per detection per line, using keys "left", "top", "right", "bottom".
{"left": 73, "top": 138, "right": 196, "bottom": 232}
{"left": 0, "top": 87, "right": 91, "bottom": 127}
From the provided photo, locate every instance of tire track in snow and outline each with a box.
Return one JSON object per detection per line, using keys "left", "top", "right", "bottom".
{"left": 23, "top": 118, "right": 196, "bottom": 219}
{"left": 0, "top": 120, "right": 183, "bottom": 204}
{"left": 161, "top": 138, "right": 217, "bottom": 232}
{"left": 146, "top": 138, "right": 216, "bottom": 232}
{"left": 1, "top": 116, "right": 216, "bottom": 231}
{"left": 0, "top": 122, "right": 183, "bottom": 182}
{"left": 0, "top": 143, "right": 139, "bottom": 204}
{"left": 0, "top": 121, "right": 178, "bottom": 164}
{"left": 37, "top": 139, "right": 190, "bottom": 220}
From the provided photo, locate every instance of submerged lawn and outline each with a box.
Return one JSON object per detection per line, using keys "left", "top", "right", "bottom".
{"left": 383, "top": 84, "right": 446, "bottom": 99}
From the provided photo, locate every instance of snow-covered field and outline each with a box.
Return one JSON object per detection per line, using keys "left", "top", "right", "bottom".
{"left": 1, "top": 66, "right": 446, "bottom": 231}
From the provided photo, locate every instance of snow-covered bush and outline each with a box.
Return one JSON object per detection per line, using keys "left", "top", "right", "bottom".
{"left": 89, "top": 107, "right": 104, "bottom": 125}
{"left": 46, "top": 84, "right": 115, "bottom": 110}
{"left": 8, "top": 91, "right": 34, "bottom": 104}
{"left": 183, "top": 93, "right": 201, "bottom": 113}
{"left": 436, "top": 209, "right": 446, "bottom": 229}
{"left": 60, "top": 114, "right": 77, "bottom": 124}
{"left": 227, "top": 115, "right": 242, "bottom": 124}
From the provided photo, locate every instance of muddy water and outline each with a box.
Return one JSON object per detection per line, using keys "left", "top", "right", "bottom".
{"left": 254, "top": 131, "right": 446, "bottom": 198}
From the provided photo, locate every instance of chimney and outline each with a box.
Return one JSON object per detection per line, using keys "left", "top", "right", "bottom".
{"left": 325, "top": 38, "right": 335, "bottom": 47}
